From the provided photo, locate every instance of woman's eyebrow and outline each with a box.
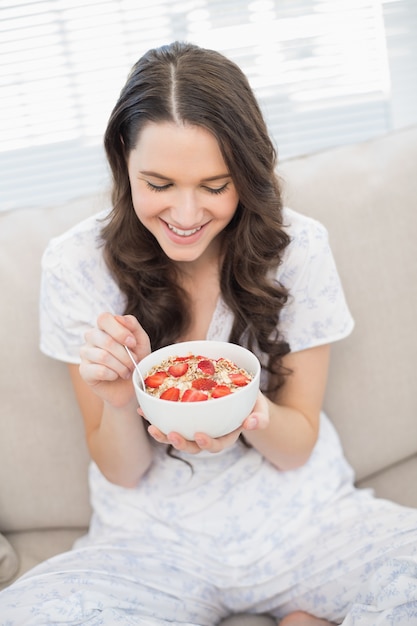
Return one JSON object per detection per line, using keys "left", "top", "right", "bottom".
{"left": 139, "top": 170, "right": 171, "bottom": 180}
{"left": 201, "top": 174, "right": 231, "bottom": 182}
{"left": 139, "top": 171, "right": 231, "bottom": 182}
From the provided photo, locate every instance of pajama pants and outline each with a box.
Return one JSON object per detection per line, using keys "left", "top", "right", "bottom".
{"left": 1, "top": 415, "right": 416, "bottom": 625}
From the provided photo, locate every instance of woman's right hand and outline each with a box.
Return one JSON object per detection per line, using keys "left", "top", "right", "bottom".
{"left": 79, "top": 312, "right": 151, "bottom": 409}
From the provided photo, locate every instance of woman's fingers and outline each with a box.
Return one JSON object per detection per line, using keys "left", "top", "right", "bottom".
{"left": 241, "top": 392, "right": 270, "bottom": 431}
{"left": 114, "top": 314, "right": 151, "bottom": 359}
{"left": 83, "top": 313, "right": 152, "bottom": 379}
{"left": 97, "top": 312, "right": 134, "bottom": 345}
{"left": 82, "top": 327, "right": 133, "bottom": 377}
{"left": 193, "top": 428, "right": 242, "bottom": 453}
{"left": 147, "top": 425, "right": 202, "bottom": 455}
{"left": 77, "top": 313, "right": 152, "bottom": 409}
{"left": 147, "top": 423, "right": 244, "bottom": 455}
{"left": 79, "top": 344, "right": 131, "bottom": 383}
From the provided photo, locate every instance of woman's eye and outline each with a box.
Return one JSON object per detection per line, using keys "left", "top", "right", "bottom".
{"left": 205, "top": 183, "right": 229, "bottom": 195}
{"left": 146, "top": 181, "right": 172, "bottom": 192}
{"left": 145, "top": 181, "right": 229, "bottom": 194}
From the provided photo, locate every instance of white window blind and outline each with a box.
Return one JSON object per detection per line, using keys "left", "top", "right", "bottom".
{"left": 1, "top": 0, "right": 416, "bottom": 212}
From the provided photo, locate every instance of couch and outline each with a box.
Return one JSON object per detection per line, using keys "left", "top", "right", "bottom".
{"left": 1, "top": 127, "right": 416, "bottom": 625}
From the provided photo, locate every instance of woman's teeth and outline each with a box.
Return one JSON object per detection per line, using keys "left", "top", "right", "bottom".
{"left": 168, "top": 224, "right": 202, "bottom": 237}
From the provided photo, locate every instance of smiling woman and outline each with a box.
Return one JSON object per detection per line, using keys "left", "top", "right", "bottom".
{"left": 1, "top": 38, "right": 417, "bottom": 626}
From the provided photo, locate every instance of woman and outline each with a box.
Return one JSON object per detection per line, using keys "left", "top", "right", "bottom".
{"left": 0, "top": 41, "right": 416, "bottom": 626}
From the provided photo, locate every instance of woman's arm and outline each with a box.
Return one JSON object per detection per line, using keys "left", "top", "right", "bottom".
{"left": 242, "top": 343, "right": 330, "bottom": 469}
{"left": 69, "top": 312, "right": 153, "bottom": 488}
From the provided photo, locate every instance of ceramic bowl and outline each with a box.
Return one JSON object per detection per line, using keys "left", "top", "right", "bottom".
{"left": 132, "top": 340, "right": 260, "bottom": 440}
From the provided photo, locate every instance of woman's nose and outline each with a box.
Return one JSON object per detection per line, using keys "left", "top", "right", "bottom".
{"left": 171, "top": 189, "right": 202, "bottom": 225}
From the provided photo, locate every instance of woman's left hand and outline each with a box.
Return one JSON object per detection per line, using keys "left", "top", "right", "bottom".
{"left": 143, "top": 391, "right": 269, "bottom": 454}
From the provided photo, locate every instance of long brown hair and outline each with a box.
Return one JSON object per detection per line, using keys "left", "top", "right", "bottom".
{"left": 102, "top": 41, "right": 291, "bottom": 393}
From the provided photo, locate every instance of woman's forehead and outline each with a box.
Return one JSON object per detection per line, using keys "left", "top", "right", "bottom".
{"left": 129, "top": 122, "right": 230, "bottom": 181}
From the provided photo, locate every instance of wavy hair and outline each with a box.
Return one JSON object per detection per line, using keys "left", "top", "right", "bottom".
{"left": 101, "top": 41, "right": 291, "bottom": 393}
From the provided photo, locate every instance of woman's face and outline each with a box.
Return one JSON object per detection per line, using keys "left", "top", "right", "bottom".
{"left": 127, "top": 121, "right": 239, "bottom": 266}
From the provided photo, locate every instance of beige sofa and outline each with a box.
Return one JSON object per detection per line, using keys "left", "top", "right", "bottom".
{"left": 1, "top": 127, "right": 416, "bottom": 624}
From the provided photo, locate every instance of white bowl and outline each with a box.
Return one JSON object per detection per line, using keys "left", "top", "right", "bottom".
{"left": 133, "top": 340, "right": 260, "bottom": 440}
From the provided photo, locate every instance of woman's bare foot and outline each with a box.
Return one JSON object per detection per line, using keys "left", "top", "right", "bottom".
{"left": 279, "top": 610, "right": 335, "bottom": 626}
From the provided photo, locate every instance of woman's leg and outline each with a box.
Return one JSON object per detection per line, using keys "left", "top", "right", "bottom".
{"left": 339, "top": 552, "right": 417, "bottom": 625}
{"left": 276, "top": 493, "right": 417, "bottom": 625}
{"left": 220, "top": 489, "right": 417, "bottom": 625}
{"left": 0, "top": 543, "right": 222, "bottom": 626}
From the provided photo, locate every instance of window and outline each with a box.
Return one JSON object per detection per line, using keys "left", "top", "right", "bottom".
{"left": 1, "top": 0, "right": 416, "bottom": 211}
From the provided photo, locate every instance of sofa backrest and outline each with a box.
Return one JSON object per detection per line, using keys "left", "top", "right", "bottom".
{"left": 279, "top": 125, "right": 417, "bottom": 481}
{"left": 0, "top": 197, "right": 106, "bottom": 532}
{"left": 1, "top": 127, "right": 416, "bottom": 533}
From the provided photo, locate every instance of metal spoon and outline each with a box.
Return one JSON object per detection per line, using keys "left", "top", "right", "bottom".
{"left": 124, "top": 344, "right": 146, "bottom": 390}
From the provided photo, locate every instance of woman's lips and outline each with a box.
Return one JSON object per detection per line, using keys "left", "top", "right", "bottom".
{"left": 161, "top": 219, "right": 209, "bottom": 245}
{"left": 167, "top": 223, "right": 202, "bottom": 237}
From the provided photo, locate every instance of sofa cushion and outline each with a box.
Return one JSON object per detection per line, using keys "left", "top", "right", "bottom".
{"left": 357, "top": 454, "right": 417, "bottom": 508}
{"left": 279, "top": 126, "right": 417, "bottom": 481}
{"left": 1, "top": 528, "right": 87, "bottom": 591}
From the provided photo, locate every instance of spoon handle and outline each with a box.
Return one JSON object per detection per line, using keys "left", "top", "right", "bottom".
{"left": 124, "top": 345, "right": 145, "bottom": 389}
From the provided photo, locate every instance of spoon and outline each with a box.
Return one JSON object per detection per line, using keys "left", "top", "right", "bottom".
{"left": 124, "top": 345, "right": 146, "bottom": 390}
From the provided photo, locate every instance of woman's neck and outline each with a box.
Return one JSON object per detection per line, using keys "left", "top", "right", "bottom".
{"left": 175, "top": 254, "right": 222, "bottom": 342}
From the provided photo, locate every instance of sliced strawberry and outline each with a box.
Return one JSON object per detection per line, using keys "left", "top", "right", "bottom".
{"left": 160, "top": 387, "right": 180, "bottom": 401}
{"left": 228, "top": 373, "right": 250, "bottom": 387}
{"left": 144, "top": 371, "right": 168, "bottom": 388}
{"left": 197, "top": 359, "right": 215, "bottom": 376}
{"left": 168, "top": 362, "right": 189, "bottom": 377}
{"left": 192, "top": 378, "right": 217, "bottom": 391}
{"left": 174, "top": 355, "right": 190, "bottom": 362}
{"left": 211, "top": 385, "right": 232, "bottom": 398}
{"left": 181, "top": 389, "right": 208, "bottom": 402}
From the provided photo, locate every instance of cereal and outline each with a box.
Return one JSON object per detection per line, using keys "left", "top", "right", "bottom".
{"left": 144, "top": 354, "right": 253, "bottom": 402}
